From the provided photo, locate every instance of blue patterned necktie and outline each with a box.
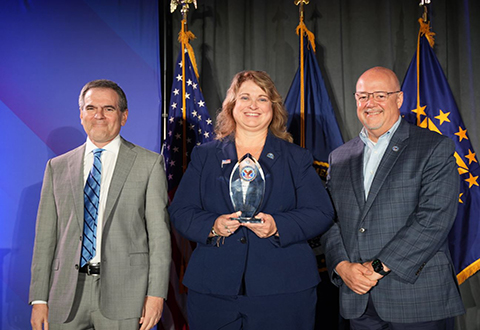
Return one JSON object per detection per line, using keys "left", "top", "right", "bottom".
{"left": 81, "top": 148, "right": 104, "bottom": 267}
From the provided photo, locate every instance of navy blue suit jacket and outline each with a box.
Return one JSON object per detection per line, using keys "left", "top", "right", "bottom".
{"left": 322, "top": 120, "right": 465, "bottom": 322}
{"left": 169, "top": 133, "right": 334, "bottom": 296}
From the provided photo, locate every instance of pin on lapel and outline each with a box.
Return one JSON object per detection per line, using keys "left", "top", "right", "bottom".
{"left": 267, "top": 153, "right": 274, "bottom": 159}
{"left": 392, "top": 146, "right": 399, "bottom": 152}
{"left": 221, "top": 159, "right": 231, "bottom": 168}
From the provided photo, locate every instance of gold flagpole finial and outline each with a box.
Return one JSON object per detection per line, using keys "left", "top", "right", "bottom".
{"left": 419, "top": 0, "right": 431, "bottom": 22}
{"left": 294, "top": 0, "right": 310, "bottom": 21}
{"left": 171, "top": 0, "right": 198, "bottom": 15}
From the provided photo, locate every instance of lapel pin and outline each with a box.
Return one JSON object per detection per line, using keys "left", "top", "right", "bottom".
{"left": 267, "top": 153, "right": 274, "bottom": 159}
{"left": 392, "top": 146, "right": 399, "bottom": 152}
{"left": 221, "top": 159, "right": 231, "bottom": 168}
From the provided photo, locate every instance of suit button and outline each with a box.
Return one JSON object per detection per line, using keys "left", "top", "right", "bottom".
{"left": 79, "top": 236, "right": 82, "bottom": 241}
{"left": 240, "top": 237, "right": 247, "bottom": 244}
{"left": 359, "top": 228, "right": 366, "bottom": 233}
{"left": 75, "top": 264, "right": 79, "bottom": 270}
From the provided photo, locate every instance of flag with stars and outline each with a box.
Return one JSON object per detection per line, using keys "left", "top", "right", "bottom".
{"left": 161, "top": 47, "right": 214, "bottom": 330}
{"left": 400, "top": 26, "right": 480, "bottom": 284}
{"left": 163, "top": 49, "right": 214, "bottom": 200}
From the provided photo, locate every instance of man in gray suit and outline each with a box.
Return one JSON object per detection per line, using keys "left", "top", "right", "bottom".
{"left": 322, "top": 67, "right": 464, "bottom": 329}
{"left": 29, "top": 80, "right": 171, "bottom": 329}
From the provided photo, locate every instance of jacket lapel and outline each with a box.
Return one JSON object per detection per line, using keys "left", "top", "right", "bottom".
{"left": 349, "top": 138, "right": 367, "bottom": 210}
{"left": 103, "top": 138, "right": 137, "bottom": 224}
{"left": 68, "top": 144, "right": 86, "bottom": 229}
{"left": 216, "top": 139, "right": 237, "bottom": 212}
{"left": 361, "top": 120, "right": 410, "bottom": 221}
{"left": 257, "top": 133, "right": 280, "bottom": 210}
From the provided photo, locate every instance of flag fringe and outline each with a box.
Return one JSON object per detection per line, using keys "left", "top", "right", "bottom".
{"left": 457, "top": 258, "right": 480, "bottom": 285}
{"left": 295, "top": 21, "right": 316, "bottom": 53}
{"left": 418, "top": 18, "right": 436, "bottom": 48}
{"left": 178, "top": 20, "right": 200, "bottom": 79}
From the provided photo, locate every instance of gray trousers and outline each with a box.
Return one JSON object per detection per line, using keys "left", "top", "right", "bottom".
{"left": 49, "top": 273, "right": 140, "bottom": 330}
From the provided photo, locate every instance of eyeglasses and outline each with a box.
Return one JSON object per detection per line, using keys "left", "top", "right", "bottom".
{"left": 354, "top": 91, "right": 401, "bottom": 103}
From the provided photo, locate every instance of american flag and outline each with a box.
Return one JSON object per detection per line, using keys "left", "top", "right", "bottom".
{"left": 160, "top": 47, "right": 214, "bottom": 329}
{"left": 163, "top": 48, "right": 214, "bottom": 200}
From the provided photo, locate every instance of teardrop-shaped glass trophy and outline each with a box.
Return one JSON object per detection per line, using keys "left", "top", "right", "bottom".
{"left": 229, "top": 153, "right": 265, "bottom": 223}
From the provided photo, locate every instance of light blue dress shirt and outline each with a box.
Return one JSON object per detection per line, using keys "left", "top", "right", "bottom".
{"left": 359, "top": 116, "right": 402, "bottom": 199}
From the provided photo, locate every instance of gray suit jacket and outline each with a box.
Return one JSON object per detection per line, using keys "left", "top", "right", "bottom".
{"left": 29, "top": 137, "right": 171, "bottom": 323}
{"left": 322, "top": 120, "right": 464, "bottom": 323}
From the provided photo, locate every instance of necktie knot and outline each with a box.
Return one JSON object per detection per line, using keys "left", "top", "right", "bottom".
{"left": 93, "top": 148, "right": 104, "bottom": 159}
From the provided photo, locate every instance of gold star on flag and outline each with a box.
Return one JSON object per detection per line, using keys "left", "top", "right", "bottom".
{"left": 459, "top": 192, "right": 464, "bottom": 204}
{"left": 434, "top": 110, "right": 451, "bottom": 125}
{"left": 411, "top": 105, "right": 427, "bottom": 125}
{"left": 412, "top": 105, "right": 427, "bottom": 117}
{"left": 465, "top": 173, "right": 479, "bottom": 188}
{"left": 465, "top": 149, "right": 478, "bottom": 165}
{"left": 455, "top": 126, "right": 468, "bottom": 142}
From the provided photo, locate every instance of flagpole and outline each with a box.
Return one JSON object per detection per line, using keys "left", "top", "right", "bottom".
{"left": 174, "top": 0, "right": 199, "bottom": 172}
{"left": 295, "top": 0, "right": 309, "bottom": 148}
{"left": 181, "top": 9, "right": 188, "bottom": 172}
{"left": 416, "top": 1, "right": 435, "bottom": 127}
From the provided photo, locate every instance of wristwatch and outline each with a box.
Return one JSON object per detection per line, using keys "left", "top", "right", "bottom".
{"left": 211, "top": 227, "right": 220, "bottom": 237}
{"left": 372, "top": 259, "right": 390, "bottom": 276}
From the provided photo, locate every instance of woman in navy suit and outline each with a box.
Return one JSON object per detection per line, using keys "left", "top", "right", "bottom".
{"left": 169, "top": 71, "right": 334, "bottom": 330}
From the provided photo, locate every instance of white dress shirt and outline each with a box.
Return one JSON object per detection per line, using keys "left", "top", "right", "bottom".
{"left": 359, "top": 116, "right": 401, "bottom": 199}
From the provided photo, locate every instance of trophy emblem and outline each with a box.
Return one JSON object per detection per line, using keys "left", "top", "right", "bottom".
{"left": 229, "top": 153, "right": 265, "bottom": 223}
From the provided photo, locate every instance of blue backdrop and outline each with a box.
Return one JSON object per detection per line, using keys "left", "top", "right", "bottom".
{"left": 0, "top": 1, "right": 161, "bottom": 328}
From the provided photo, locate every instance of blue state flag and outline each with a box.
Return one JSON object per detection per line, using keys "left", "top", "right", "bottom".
{"left": 162, "top": 48, "right": 214, "bottom": 200}
{"left": 285, "top": 24, "right": 343, "bottom": 179}
{"left": 400, "top": 24, "right": 480, "bottom": 284}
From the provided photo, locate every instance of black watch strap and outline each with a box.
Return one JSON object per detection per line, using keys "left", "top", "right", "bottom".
{"left": 372, "top": 259, "right": 390, "bottom": 276}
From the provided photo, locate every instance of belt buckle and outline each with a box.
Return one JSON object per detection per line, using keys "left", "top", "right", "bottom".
{"left": 87, "top": 262, "right": 100, "bottom": 276}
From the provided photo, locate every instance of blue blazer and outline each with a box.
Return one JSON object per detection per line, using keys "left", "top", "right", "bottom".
{"left": 322, "top": 119, "right": 465, "bottom": 323}
{"left": 169, "top": 133, "right": 334, "bottom": 296}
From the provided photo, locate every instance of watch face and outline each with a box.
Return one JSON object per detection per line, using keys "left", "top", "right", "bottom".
{"left": 372, "top": 259, "right": 383, "bottom": 272}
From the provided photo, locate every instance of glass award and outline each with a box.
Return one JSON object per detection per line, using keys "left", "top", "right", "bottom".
{"left": 229, "top": 153, "right": 265, "bottom": 223}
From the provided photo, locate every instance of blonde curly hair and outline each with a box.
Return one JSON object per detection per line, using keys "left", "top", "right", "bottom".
{"left": 215, "top": 71, "right": 293, "bottom": 142}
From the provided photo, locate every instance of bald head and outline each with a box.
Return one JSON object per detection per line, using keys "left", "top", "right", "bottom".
{"left": 356, "top": 67, "right": 401, "bottom": 92}
{"left": 355, "top": 66, "right": 403, "bottom": 142}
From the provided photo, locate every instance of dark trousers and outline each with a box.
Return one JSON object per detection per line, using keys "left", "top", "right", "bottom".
{"left": 350, "top": 296, "right": 454, "bottom": 330}
{"left": 187, "top": 287, "right": 316, "bottom": 330}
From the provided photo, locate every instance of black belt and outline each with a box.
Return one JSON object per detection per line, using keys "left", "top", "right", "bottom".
{"left": 79, "top": 263, "right": 100, "bottom": 276}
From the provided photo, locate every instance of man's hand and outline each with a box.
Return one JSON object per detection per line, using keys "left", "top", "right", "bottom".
{"left": 335, "top": 261, "right": 378, "bottom": 295}
{"left": 139, "top": 296, "right": 164, "bottom": 330}
{"left": 362, "top": 261, "right": 388, "bottom": 281}
{"left": 31, "top": 304, "right": 49, "bottom": 330}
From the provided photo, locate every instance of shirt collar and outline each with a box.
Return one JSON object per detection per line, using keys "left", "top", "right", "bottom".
{"left": 359, "top": 115, "right": 402, "bottom": 145}
{"left": 85, "top": 135, "right": 121, "bottom": 155}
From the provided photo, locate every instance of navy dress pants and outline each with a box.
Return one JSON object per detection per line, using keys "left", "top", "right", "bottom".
{"left": 187, "top": 286, "right": 317, "bottom": 330}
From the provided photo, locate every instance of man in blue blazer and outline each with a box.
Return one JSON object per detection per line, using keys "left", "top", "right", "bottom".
{"left": 322, "top": 67, "right": 464, "bottom": 329}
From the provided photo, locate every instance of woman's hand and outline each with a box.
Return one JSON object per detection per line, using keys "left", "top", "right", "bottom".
{"left": 241, "top": 212, "right": 278, "bottom": 238}
{"left": 212, "top": 211, "right": 242, "bottom": 237}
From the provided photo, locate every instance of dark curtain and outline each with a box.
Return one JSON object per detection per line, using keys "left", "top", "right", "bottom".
{"left": 168, "top": 0, "right": 480, "bottom": 329}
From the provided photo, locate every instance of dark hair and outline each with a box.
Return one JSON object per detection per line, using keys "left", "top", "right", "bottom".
{"left": 215, "top": 70, "right": 292, "bottom": 142}
{"left": 78, "top": 79, "right": 128, "bottom": 112}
